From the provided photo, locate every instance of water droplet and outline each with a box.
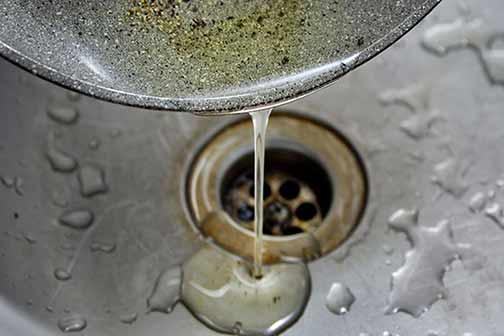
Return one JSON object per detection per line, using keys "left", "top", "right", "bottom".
{"left": 497, "top": 180, "right": 504, "bottom": 188}
{"left": 46, "top": 306, "right": 54, "bottom": 313}
{"left": 385, "top": 259, "right": 393, "bottom": 266}
{"left": 46, "top": 147, "right": 77, "bottom": 173}
{"left": 54, "top": 268, "right": 72, "bottom": 281}
{"left": 488, "top": 189, "right": 496, "bottom": 201}
{"left": 468, "top": 192, "right": 487, "bottom": 213}
{"left": 77, "top": 165, "right": 108, "bottom": 197}
{"left": 14, "top": 177, "right": 24, "bottom": 196}
{"left": 383, "top": 245, "right": 394, "bottom": 255}
{"left": 148, "top": 266, "right": 182, "bottom": 314}
{"left": 59, "top": 209, "right": 94, "bottom": 230}
{"left": 171, "top": 246, "right": 310, "bottom": 336}
{"left": 23, "top": 233, "right": 36, "bottom": 245}
{"left": 47, "top": 106, "right": 79, "bottom": 125}
{"left": 90, "top": 242, "right": 116, "bottom": 254}
{"left": 482, "top": 46, "right": 504, "bottom": 85}
{"left": 57, "top": 314, "right": 87, "bottom": 333}
{"left": 484, "top": 203, "right": 504, "bottom": 228}
{"left": 325, "top": 283, "right": 355, "bottom": 315}
{"left": 386, "top": 209, "right": 468, "bottom": 317}
{"left": 432, "top": 158, "right": 468, "bottom": 198}
{"left": 0, "top": 175, "right": 14, "bottom": 188}
{"left": 26, "top": 299, "right": 33, "bottom": 306}
{"left": 119, "top": 312, "right": 138, "bottom": 324}
{"left": 88, "top": 138, "right": 100, "bottom": 150}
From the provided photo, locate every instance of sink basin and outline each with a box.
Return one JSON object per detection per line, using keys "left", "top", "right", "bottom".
{"left": 1, "top": 0, "right": 504, "bottom": 335}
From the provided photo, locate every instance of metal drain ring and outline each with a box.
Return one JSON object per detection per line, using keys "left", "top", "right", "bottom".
{"left": 184, "top": 113, "right": 367, "bottom": 263}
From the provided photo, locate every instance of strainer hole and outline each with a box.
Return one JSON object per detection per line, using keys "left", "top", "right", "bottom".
{"left": 295, "top": 203, "right": 318, "bottom": 221}
{"left": 279, "top": 180, "right": 300, "bottom": 200}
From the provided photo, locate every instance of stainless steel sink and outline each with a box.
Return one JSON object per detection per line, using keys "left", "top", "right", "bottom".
{"left": 2, "top": 0, "right": 504, "bottom": 335}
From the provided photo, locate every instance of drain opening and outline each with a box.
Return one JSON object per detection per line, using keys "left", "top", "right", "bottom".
{"left": 221, "top": 148, "right": 332, "bottom": 236}
{"left": 279, "top": 180, "right": 300, "bottom": 200}
{"left": 185, "top": 113, "right": 367, "bottom": 263}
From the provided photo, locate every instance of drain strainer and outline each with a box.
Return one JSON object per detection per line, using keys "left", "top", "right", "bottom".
{"left": 184, "top": 113, "right": 367, "bottom": 263}
{"left": 222, "top": 152, "right": 329, "bottom": 236}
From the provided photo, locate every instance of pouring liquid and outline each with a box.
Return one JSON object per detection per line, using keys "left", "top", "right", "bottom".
{"left": 249, "top": 109, "right": 272, "bottom": 278}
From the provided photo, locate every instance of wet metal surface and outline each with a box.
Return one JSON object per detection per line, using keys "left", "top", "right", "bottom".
{"left": 1, "top": 0, "right": 504, "bottom": 335}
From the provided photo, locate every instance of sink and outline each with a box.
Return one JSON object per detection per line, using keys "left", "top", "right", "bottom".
{"left": 1, "top": 0, "right": 504, "bottom": 335}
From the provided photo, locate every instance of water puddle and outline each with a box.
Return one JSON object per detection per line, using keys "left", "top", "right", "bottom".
{"left": 148, "top": 246, "right": 310, "bottom": 336}
{"left": 386, "top": 208, "right": 472, "bottom": 317}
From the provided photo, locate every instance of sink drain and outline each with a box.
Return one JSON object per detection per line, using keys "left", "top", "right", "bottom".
{"left": 221, "top": 149, "right": 331, "bottom": 236}
{"left": 184, "top": 113, "right": 367, "bottom": 262}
